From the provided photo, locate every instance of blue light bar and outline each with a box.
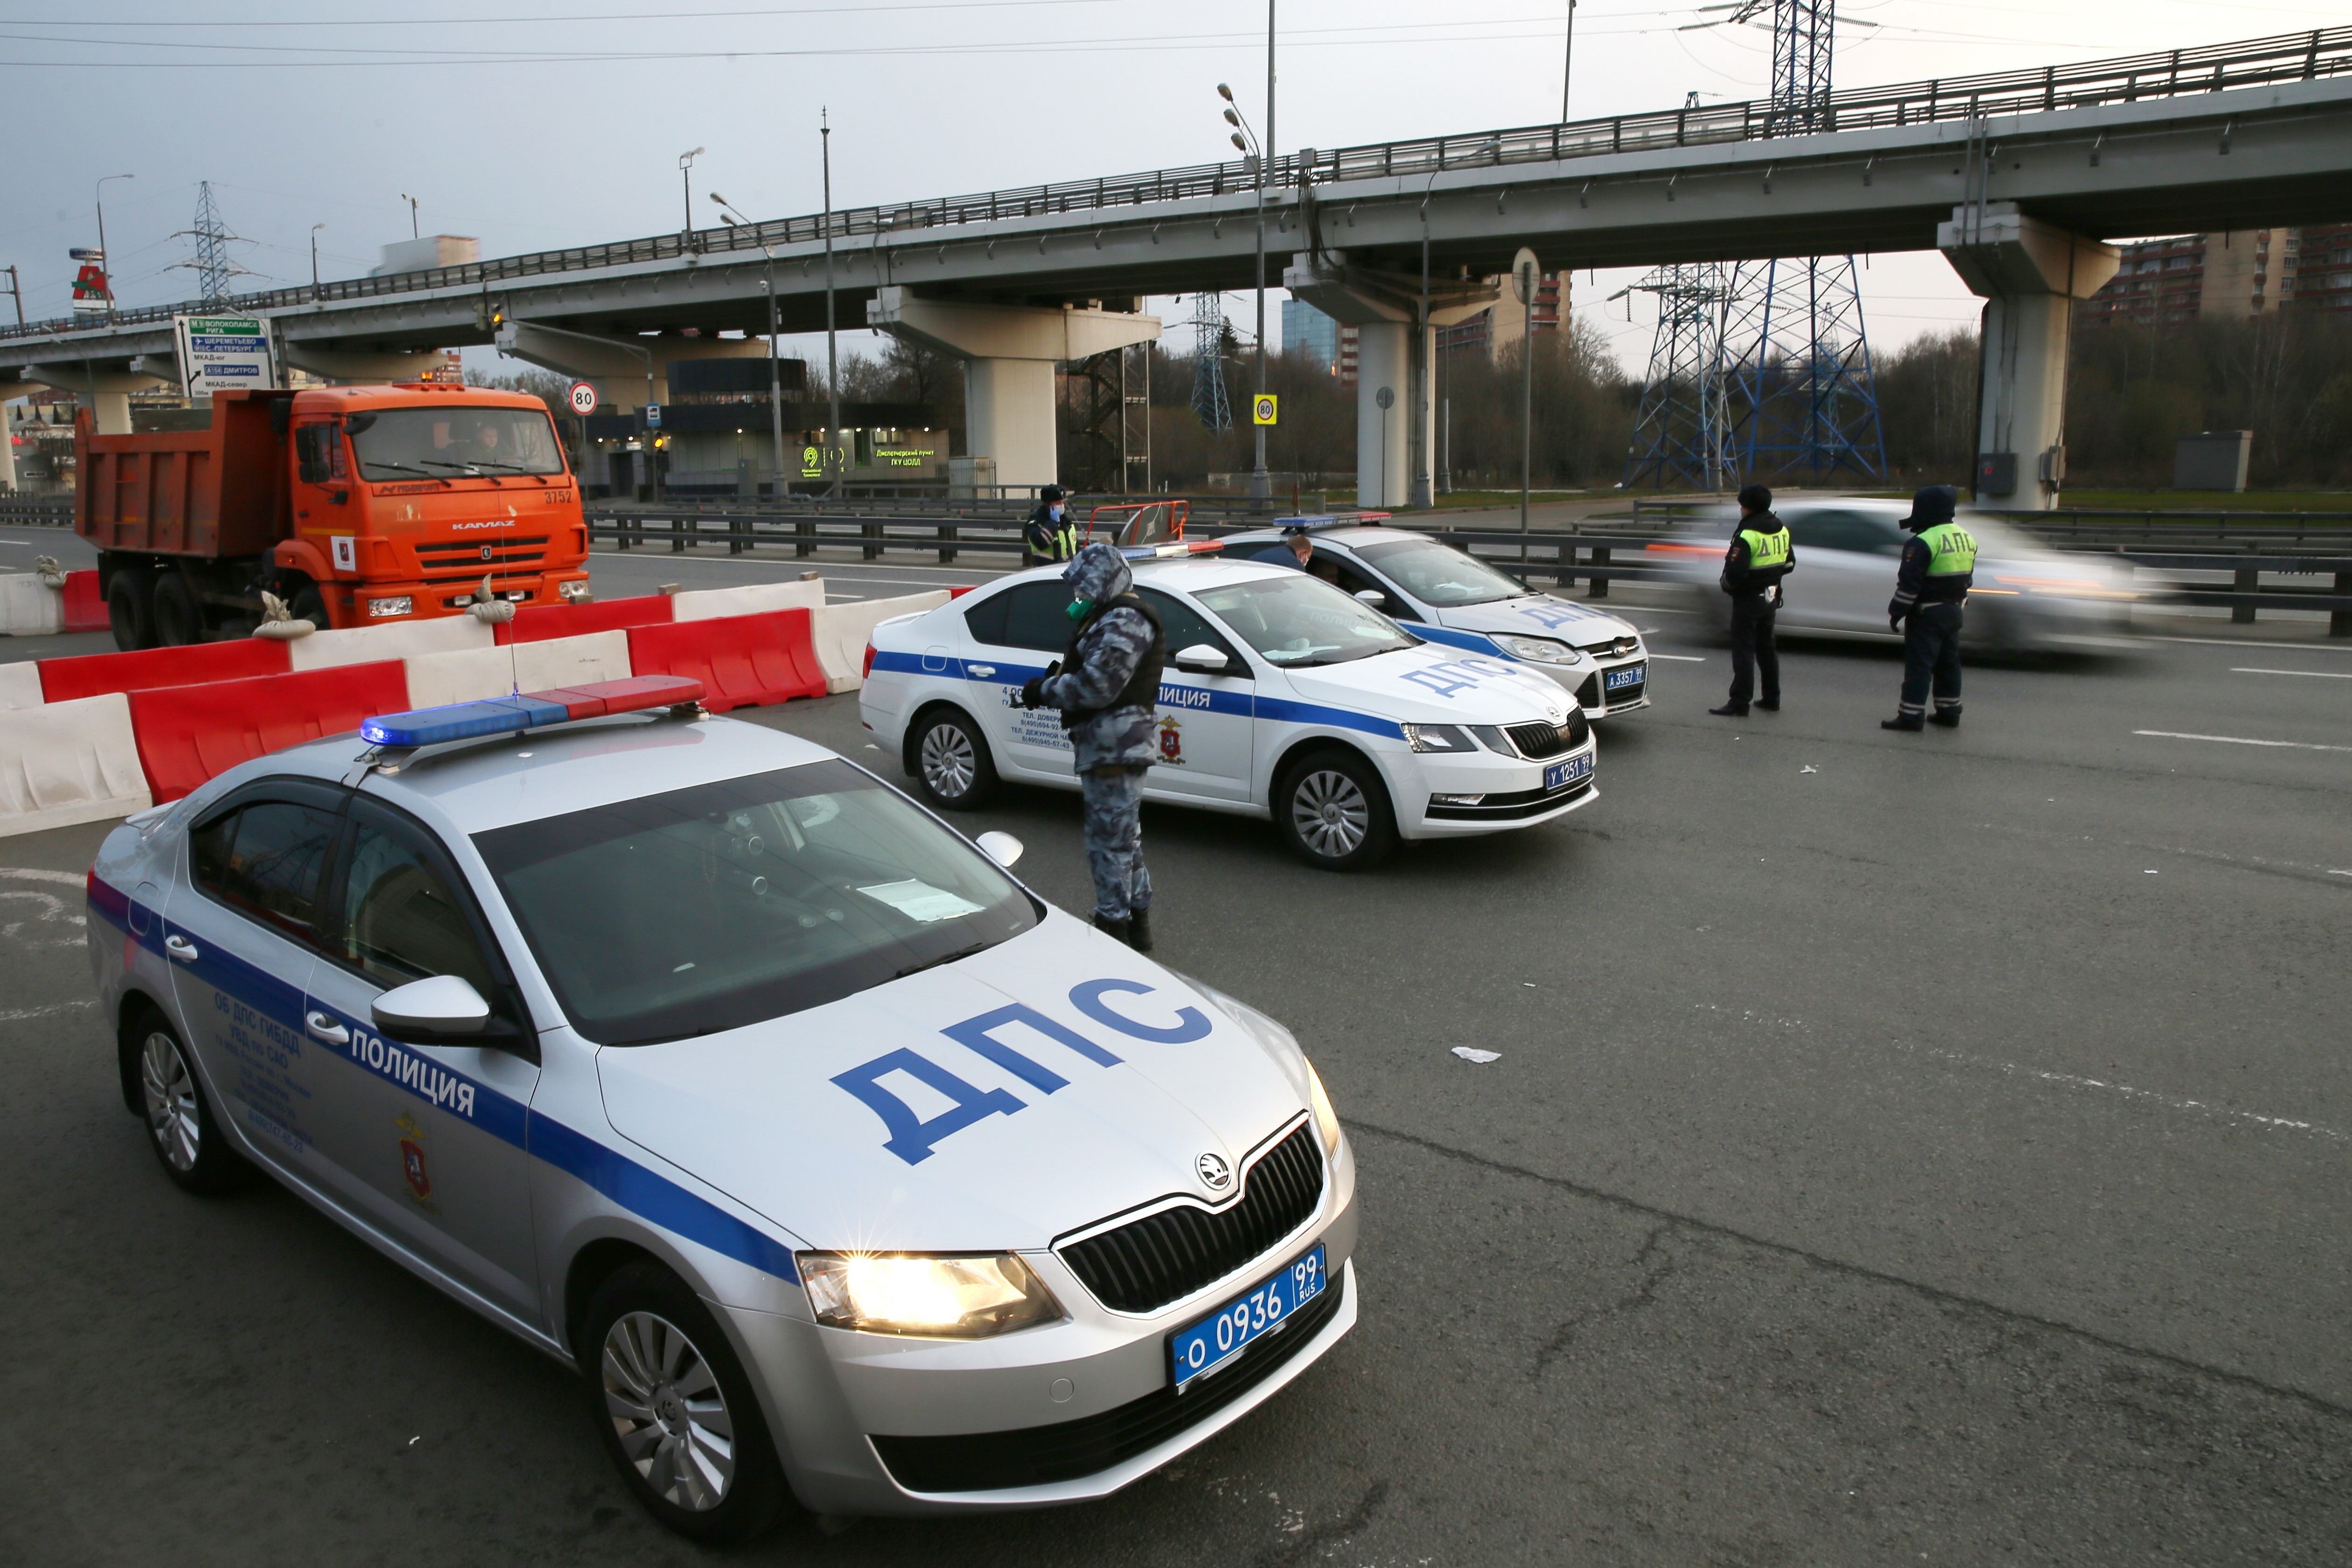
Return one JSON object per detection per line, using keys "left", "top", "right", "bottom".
{"left": 1270, "top": 511, "right": 1392, "bottom": 532}
{"left": 1119, "top": 539, "right": 1225, "bottom": 560}
{"left": 360, "top": 694, "right": 569, "bottom": 748}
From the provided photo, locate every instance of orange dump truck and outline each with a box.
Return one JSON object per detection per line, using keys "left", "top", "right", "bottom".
{"left": 77, "top": 383, "right": 591, "bottom": 649}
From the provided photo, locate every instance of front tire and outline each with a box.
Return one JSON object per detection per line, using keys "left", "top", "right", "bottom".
{"left": 581, "top": 1260, "right": 787, "bottom": 1545}
{"left": 906, "top": 706, "right": 999, "bottom": 810}
{"left": 151, "top": 571, "right": 204, "bottom": 647}
{"left": 1274, "top": 748, "right": 1397, "bottom": 871}
{"left": 129, "top": 1009, "right": 249, "bottom": 1194}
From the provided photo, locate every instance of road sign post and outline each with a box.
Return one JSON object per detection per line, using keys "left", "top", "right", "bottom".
{"left": 568, "top": 381, "right": 598, "bottom": 416}
{"left": 1252, "top": 394, "right": 1278, "bottom": 427}
{"left": 1513, "top": 247, "right": 1540, "bottom": 546}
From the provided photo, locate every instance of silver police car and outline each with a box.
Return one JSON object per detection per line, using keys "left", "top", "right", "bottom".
{"left": 88, "top": 677, "right": 1358, "bottom": 1541}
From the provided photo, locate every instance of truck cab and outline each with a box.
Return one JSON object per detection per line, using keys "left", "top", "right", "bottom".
{"left": 80, "top": 384, "right": 592, "bottom": 648}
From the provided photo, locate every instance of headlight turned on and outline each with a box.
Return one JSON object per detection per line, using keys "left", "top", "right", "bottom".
{"left": 798, "top": 1252, "right": 1064, "bottom": 1338}
{"left": 1402, "top": 722, "right": 1478, "bottom": 754}
{"left": 366, "top": 595, "right": 414, "bottom": 618}
{"left": 1306, "top": 1060, "right": 1342, "bottom": 1157}
{"left": 1493, "top": 633, "right": 1576, "bottom": 663}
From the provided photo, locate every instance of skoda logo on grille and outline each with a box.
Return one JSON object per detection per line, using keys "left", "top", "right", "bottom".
{"left": 1196, "top": 1152, "right": 1233, "bottom": 1192}
{"left": 480, "top": 545, "right": 495, "bottom": 561}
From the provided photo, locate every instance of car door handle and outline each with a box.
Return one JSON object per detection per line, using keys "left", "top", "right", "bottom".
{"left": 967, "top": 664, "right": 996, "bottom": 678}
{"left": 163, "top": 934, "right": 199, "bottom": 963}
{"left": 305, "top": 1011, "right": 351, "bottom": 1045}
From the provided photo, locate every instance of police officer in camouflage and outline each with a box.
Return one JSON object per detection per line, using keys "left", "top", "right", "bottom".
{"left": 1020, "top": 542, "right": 1166, "bottom": 951}
{"left": 1883, "top": 485, "right": 1977, "bottom": 731}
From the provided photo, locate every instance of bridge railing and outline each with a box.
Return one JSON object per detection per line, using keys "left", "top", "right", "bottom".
{"left": 3, "top": 27, "right": 2345, "bottom": 344}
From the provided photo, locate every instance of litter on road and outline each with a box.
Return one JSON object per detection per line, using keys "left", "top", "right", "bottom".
{"left": 1451, "top": 1047, "right": 1502, "bottom": 1064}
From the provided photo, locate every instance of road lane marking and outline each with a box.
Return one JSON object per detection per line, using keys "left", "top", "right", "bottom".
{"left": 1910, "top": 1042, "right": 2346, "bottom": 1142}
{"left": 2232, "top": 667, "right": 2352, "bottom": 679}
{"left": 2132, "top": 730, "right": 2352, "bottom": 753}
{"left": 0, "top": 1000, "right": 97, "bottom": 1023}
{"left": 1, "top": 868, "right": 85, "bottom": 885}
{"left": 2153, "top": 636, "right": 2352, "bottom": 654}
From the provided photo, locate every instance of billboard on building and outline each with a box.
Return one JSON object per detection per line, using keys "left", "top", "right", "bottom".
{"left": 173, "top": 315, "right": 278, "bottom": 398}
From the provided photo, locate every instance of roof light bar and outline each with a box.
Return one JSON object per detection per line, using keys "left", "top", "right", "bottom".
{"left": 1119, "top": 539, "right": 1225, "bottom": 560}
{"left": 359, "top": 675, "right": 705, "bottom": 748}
{"left": 1272, "top": 512, "right": 1392, "bottom": 532}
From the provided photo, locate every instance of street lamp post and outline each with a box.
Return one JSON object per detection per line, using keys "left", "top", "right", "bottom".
{"left": 1219, "top": 85, "right": 1270, "bottom": 503}
{"left": 310, "top": 223, "right": 326, "bottom": 302}
{"left": 678, "top": 147, "right": 704, "bottom": 250}
{"left": 1561, "top": 0, "right": 1578, "bottom": 122}
{"left": 713, "top": 194, "right": 789, "bottom": 498}
{"left": 94, "top": 173, "right": 133, "bottom": 320}
{"left": 400, "top": 194, "right": 419, "bottom": 239}
{"left": 822, "top": 111, "right": 842, "bottom": 499}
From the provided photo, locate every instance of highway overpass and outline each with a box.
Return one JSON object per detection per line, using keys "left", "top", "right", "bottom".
{"left": 6, "top": 27, "right": 2347, "bottom": 506}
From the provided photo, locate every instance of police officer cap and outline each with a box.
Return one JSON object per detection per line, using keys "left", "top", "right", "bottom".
{"left": 1736, "top": 483, "right": 1772, "bottom": 514}
{"left": 1041, "top": 485, "right": 1066, "bottom": 503}
{"left": 1903, "top": 485, "right": 1958, "bottom": 528}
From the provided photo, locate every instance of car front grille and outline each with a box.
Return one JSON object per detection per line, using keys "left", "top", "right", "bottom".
{"left": 869, "top": 1264, "right": 1346, "bottom": 1494}
{"left": 1502, "top": 710, "right": 1590, "bottom": 758}
{"left": 1056, "top": 1122, "right": 1325, "bottom": 1315}
{"left": 415, "top": 537, "right": 550, "bottom": 583}
{"left": 1580, "top": 635, "right": 1639, "bottom": 659}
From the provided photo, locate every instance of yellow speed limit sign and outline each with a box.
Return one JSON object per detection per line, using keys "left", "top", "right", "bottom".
{"left": 1252, "top": 394, "right": 1279, "bottom": 426}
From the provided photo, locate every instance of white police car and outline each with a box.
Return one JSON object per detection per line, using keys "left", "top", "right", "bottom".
{"left": 1221, "top": 520, "right": 1652, "bottom": 717}
{"left": 88, "top": 676, "right": 1357, "bottom": 1541}
{"left": 859, "top": 546, "right": 1602, "bottom": 871}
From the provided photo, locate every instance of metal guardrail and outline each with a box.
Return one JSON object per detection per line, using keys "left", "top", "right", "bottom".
{"left": 6, "top": 27, "right": 2344, "bottom": 343}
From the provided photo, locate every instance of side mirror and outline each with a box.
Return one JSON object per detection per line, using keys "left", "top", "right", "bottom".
{"left": 1353, "top": 589, "right": 1389, "bottom": 608}
{"left": 373, "top": 975, "right": 490, "bottom": 1039}
{"left": 1172, "top": 643, "right": 1229, "bottom": 675}
{"left": 975, "top": 830, "right": 1024, "bottom": 870}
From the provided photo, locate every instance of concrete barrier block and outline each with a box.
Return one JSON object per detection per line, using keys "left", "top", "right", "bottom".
{"left": 404, "top": 631, "right": 634, "bottom": 708}
{"left": 670, "top": 578, "right": 826, "bottom": 623}
{"left": 0, "top": 662, "right": 43, "bottom": 712}
{"left": 0, "top": 573, "right": 64, "bottom": 638}
{"left": 812, "top": 592, "right": 952, "bottom": 692}
{"left": 288, "top": 615, "right": 496, "bottom": 671}
{"left": 0, "top": 692, "right": 152, "bottom": 836}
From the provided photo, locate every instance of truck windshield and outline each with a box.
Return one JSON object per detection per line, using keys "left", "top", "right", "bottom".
{"left": 473, "top": 760, "right": 1037, "bottom": 1045}
{"left": 345, "top": 405, "right": 567, "bottom": 480}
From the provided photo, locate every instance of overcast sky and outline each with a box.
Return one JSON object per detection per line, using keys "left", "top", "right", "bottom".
{"left": 1, "top": 0, "right": 2336, "bottom": 377}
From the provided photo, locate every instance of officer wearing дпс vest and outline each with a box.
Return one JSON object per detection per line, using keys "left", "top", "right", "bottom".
{"left": 1709, "top": 483, "right": 1796, "bottom": 718}
{"left": 1882, "top": 485, "right": 1975, "bottom": 731}
{"left": 1022, "top": 486, "right": 1080, "bottom": 568}
{"left": 1018, "top": 542, "right": 1166, "bottom": 952}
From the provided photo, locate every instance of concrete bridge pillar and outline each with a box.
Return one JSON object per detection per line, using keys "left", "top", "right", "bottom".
{"left": 866, "top": 288, "right": 1160, "bottom": 494}
{"left": 21, "top": 364, "right": 170, "bottom": 436}
{"left": 1937, "top": 202, "right": 2119, "bottom": 512}
{"left": 1283, "top": 254, "right": 1498, "bottom": 510}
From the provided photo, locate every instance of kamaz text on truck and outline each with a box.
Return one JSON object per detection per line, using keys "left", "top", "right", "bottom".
{"left": 78, "top": 383, "right": 591, "bottom": 649}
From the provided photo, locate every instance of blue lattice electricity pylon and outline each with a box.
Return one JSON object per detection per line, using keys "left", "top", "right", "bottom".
{"left": 1188, "top": 293, "right": 1233, "bottom": 432}
{"left": 1718, "top": 1, "right": 1886, "bottom": 482}
{"left": 1621, "top": 264, "right": 1732, "bottom": 490}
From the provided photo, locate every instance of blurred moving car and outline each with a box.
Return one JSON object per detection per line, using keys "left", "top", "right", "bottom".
{"left": 1647, "top": 499, "right": 2137, "bottom": 652}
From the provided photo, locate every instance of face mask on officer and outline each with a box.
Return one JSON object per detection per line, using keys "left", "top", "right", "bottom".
{"left": 1049, "top": 503, "right": 1065, "bottom": 521}
{"left": 1067, "top": 597, "right": 1093, "bottom": 622}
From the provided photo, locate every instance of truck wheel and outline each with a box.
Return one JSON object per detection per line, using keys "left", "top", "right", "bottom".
{"left": 107, "top": 566, "right": 156, "bottom": 651}
{"left": 151, "top": 573, "right": 203, "bottom": 647}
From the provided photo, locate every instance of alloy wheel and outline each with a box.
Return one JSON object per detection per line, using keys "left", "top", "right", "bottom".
{"left": 601, "top": 1310, "right": 737, "bottom": 1512}
{"left": 140, "top": 1030, "right": 200, "bottom": 1174}
{"left": 1290, "top": 769, "right": 1370, "bottom": 859}
{"left": 920, "top": 722, "right": 977, "bottom": 799}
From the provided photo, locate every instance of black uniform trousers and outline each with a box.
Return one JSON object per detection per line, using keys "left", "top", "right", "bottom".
{"left": 1899, "top": 601, "right": 1965, "bottom": 716}
{"left": 1726, "top": 593, "right": 1779, "bottom": 708}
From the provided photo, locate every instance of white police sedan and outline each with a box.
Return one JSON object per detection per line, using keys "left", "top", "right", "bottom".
{"left": 859, "top": 547, "right": 1602, "bottom": 871}
{"left": 88, "top": 676, "right": 1357, "bottom": 1541}
{"left": 1222, "top": 521, "right": 1652, "bottom": 717}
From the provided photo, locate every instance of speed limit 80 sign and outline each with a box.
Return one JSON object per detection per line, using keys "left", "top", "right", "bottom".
{"left": 568, "top": 381, "right": 599, "bottom": 416}
{"left": 1251, "top": 394, "right": 1278, "bottom": 426}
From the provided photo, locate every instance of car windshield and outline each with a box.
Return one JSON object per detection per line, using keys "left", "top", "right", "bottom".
{"left": 1194, "top": 573, "right": 1419, "bottom": 667}
{"left": 1354, "top": 537, "right": 1528, "bottom": 606}
{"left": 473, "top": 761, "right": 1035, "bottom": 1045}
{"left": 346, "top": 405, "right": 567, "bottom": 480}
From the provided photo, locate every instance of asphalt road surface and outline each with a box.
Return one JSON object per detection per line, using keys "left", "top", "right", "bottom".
{"left": 2, "top": 543, "right": 2348, "bottom": 1565}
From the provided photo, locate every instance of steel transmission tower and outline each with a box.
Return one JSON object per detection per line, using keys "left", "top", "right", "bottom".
{"left": 1718, "top": 1, "right": 1886, "bottom": 482}
{"left": 174, "top": 182, "right": 252, "bottom": 304}
{"left": 1621, "top": 264, "right": 1732, "bottom": 490}
{"left": 1187, "top": 294, "right": 1233, "bottom": 432}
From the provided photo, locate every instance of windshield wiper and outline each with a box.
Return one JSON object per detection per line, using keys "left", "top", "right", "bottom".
{"left": 893, "top": 940, "right": 989, "bottom": 980}
{"left": 360, "top": 462, "right": 450, "bottom": 485}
